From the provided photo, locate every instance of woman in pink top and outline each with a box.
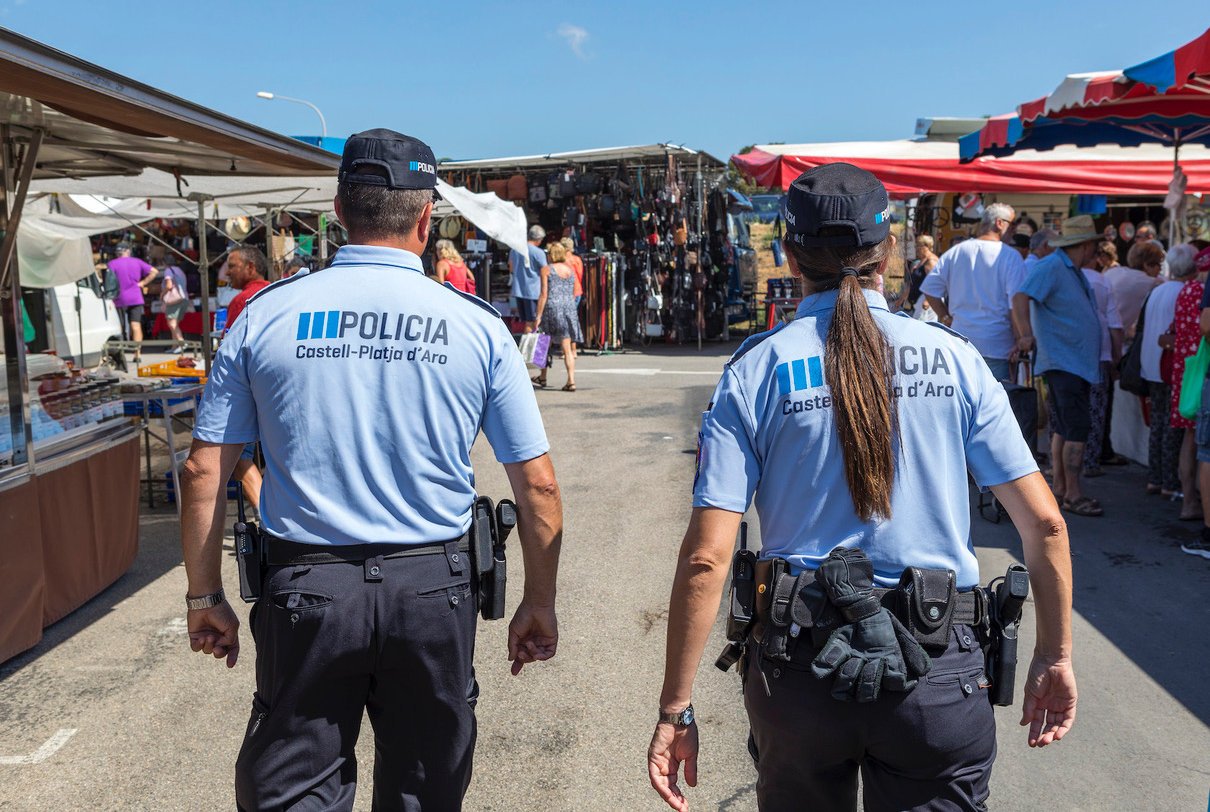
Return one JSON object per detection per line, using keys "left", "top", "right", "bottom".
{"left": 434, "top": 239, "right": 476, "bottom": 295}
{"left": 560, "top": 237, "right": 584, "bottom": 308}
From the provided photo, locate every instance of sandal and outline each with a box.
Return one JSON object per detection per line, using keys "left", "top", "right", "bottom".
{"left": 562, "top": 382, "right": 576, "bottom": 392}
{"left": 1146, "top": 484, "right": 1162, "bottom": 495}
{"left": 1062, "top": 496, "right": 1103, "bottom": 517}
{"left": 531, "top": 375, "right": 547, "bottom": 388}
{"left": 1102, "top": 454, "right": 1129, "bottom": 466}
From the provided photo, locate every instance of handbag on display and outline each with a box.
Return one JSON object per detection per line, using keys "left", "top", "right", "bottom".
{"left": 529, "top": 183, "right": 547, "bottom": 204}
{"left": 506, "top": 174, "right": 528, "bottom": 201}
{"left": 487, "top": 179, "right": 509, "bottom": 199}
{"left": 558, "top": 172, "right": 577, "bottom": 198}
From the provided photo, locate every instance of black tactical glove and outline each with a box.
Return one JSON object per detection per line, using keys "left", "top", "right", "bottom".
{"left": 810, "top": 547, "right": 931, "bottom": 702}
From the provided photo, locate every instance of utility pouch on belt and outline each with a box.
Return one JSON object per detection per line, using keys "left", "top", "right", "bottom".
{"left": 234, "top": 483, "right": 262, "bottom": 604}
{"left": 988, "top": 564, "right": 1030, "bottom": 707}
{"left": 898, "top": 567, "right": 958, "bottom": 653}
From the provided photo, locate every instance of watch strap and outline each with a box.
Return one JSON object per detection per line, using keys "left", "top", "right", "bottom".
{"left": 658, "top": 704, "right": 695, "bottom": 726}
{"left": 186, "top": 589, "right": 225, "bottom": 611}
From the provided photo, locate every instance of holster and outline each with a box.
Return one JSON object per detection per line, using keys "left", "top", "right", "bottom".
{"left": 897, "top": 567, "right": 958, "bottom": 653}
{"left": 469, "top": 497, "right": 506, "bottom": 621}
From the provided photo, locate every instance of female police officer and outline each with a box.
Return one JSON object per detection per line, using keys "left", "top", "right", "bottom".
{"left": 648, "top": 164, "right": 1077, "bottom": 811}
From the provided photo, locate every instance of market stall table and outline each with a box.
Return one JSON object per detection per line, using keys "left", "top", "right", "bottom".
{"left": 121, "top": 384, "right": 203, "bottom": 514}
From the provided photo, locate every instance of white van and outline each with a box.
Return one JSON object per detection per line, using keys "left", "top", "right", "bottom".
{"left": 46, "top": 276, "right": 122, "bottom": 367}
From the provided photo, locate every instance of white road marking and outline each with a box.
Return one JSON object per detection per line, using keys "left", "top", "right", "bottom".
{"left": 577, "top": 368, "right": 661, "bottom": 376}
{"left": 0, "top": 729, "right": 77, "bottom": 765}
{"left": 577, "top": 368, "right": 721, "bottom": 377}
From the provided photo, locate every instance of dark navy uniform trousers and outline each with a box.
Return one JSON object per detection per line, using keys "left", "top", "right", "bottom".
{"left": 744, "top": 624, "right": 996, "bottom": 812}
{"left": 235, "top": 544, "right": 478, "bottom": 811}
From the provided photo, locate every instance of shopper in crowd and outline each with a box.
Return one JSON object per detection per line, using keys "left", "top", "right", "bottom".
{"left": 223, "top": 246, "right": 271, "bottom": 329}
{"left": 218, "top": 245, "right": 271, "bottom": 515}
{"left": 1080, "top": 254, "right": 1124, "bottom": 478}
{"left": 1014, "top": 215, "right": 1104, "bottom": 516}
{"left": 1111, "top": 241, "right": 1165, "bottom": 337}
{"left": 892, "top": 234, "right": 938, "bottom": 319}
{"left": 282, "top": 256, "right": 310, "bottom": 279}
{"left": 1010, "top": 232, "right": 1032, "bottom": 261}
{"left": 1165, "top": 244, "right": 1205, "bottom": 520}
{"left": 157, "top": 258, "right": 191, "bottom": 355}
{"left": 1025, "top": 229, "right": 1057, "bottom": 274}
{"left": 1139, "top": 245, "right": 1183, "bottom": 497}
{"left": 510, "top": 225, "right": 548, "bottom": 333}
{"left": 1090, "top": 241, "right": 1130, "bottom": 469}
{"left": 922, "top": 202, "right": 1025, "bottom": 380}
{"left": 532, "top": 241, "right": 582, "bottom": 392}
{"left": 560, "top": 236, "right": 585, "bottom": 310}
{"left": 1135, "top": 221, "right": 1158, "bottom": 246}
{"left": 434, "top": 238, "right": 476, "bottom": 294}
{"left": 108, "top": 242, "right": 158, "bottom": 361}
{"left": 1186, "top": 246, "right": 1210, "bottom": 558}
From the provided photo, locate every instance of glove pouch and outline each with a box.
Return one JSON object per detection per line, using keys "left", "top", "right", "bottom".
{"left": 898, "top": 567, "right": 957, "bottom": 652}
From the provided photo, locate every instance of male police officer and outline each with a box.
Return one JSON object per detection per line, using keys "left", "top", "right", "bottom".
{"left": 180, "top": 129, "right": 563, "bottom": 811}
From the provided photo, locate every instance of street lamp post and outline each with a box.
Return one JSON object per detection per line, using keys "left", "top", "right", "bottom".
{"left": 255, "top": 91, "right": 327, "bottom": 139}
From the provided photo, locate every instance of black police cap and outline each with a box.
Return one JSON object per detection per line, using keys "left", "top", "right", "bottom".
{"left": 782, "top": 163, "right": 890, "bottom": 248}
{"left": 339, "top": 129, "right": 437, "bottom": 190}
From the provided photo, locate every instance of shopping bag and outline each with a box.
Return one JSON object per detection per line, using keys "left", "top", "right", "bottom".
{"left": 531, "top": 333, "right": 551, "bottom": 368}
{"left": 1179, "top": 338, "right": 1210, "bottom": 420}
{"left": 519, "top": 332, "right": 551, "bottom": 367}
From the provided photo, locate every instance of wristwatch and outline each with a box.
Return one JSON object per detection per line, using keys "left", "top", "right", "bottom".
{"left": 658, "top": 704, "right": 695, "bottom": 727}
{"left": 185, "top": 589, "right": 226, "bottom": 611}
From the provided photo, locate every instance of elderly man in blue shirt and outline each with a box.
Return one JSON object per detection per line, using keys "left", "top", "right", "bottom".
{"left": 510, "top": 225, "right": 548, "bottom": 333}
{"left": 1013, "top": 214, "right": 1104, "bottom": 517}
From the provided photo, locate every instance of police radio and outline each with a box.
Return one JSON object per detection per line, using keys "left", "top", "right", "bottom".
{"left": 234, "top": 482, "right": 262, "bottom": 603}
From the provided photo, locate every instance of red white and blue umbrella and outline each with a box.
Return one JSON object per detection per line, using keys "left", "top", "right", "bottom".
{"left": 960, "top": 28, "right": 1210, "bottom": 162}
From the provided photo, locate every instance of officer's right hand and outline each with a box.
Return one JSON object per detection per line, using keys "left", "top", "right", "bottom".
{"left": 1021, "top": 654, "right": 1077, "bottom": 747}
{"left": 187, "top": 600, "right": 240, "bottom": 668}
{"left": 507, "top": 600, "right": 557, "bottom": 676}
{"left": 648, "top": 720, "right": 698, "bottom": 812}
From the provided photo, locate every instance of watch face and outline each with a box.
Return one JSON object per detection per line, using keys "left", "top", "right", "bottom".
{"left": 682, "top": 706, "right": 695, "bottom": 726}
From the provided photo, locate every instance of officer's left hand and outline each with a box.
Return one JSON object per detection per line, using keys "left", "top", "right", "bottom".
{"left": 507, "top": 600, "right": 558, "bottom": 676}
{"left": 648, "top": 720, "right": 698, "bottom": 812}
{"left": 187, "top": 600, "right": 240, "bottom": 668}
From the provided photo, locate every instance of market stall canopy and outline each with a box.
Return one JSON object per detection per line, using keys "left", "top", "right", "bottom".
{"left": 960, "top": 27, "right": 1210, "bottom": 161}
{"left": 732, "top": 139, "right": 1210, "bottom": 195}
{"left": 439, "top": 143, "right": 724, "bottom": 173}
{"left": 0, "top": 28, "right": 339, "bottom": 177}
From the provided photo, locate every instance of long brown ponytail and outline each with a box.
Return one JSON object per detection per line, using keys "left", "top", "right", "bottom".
{"left": 787, "top": 233, "right": 898, "bottom": 521}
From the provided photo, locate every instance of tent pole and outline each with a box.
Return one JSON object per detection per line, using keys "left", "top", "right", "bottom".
{"left": 318, "top": 213, "right": 328, "bottom": 266}
{"left": 0, "top": 126, "right": 35, "bottom": 469}
{"left": 1172, "top": 129, "right": 1182, "bottom": 247}
{"left": 196, "top": 197, "right": 213, "bottom": 373}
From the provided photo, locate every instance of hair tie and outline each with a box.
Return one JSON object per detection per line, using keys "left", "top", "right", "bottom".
{"left": 840, "top": 267, "right": 860, "bottom": 279}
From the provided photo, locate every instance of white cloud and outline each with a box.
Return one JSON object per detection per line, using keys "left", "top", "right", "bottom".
{"left": 557, "top": 24, "right": 589, "bottom": 60}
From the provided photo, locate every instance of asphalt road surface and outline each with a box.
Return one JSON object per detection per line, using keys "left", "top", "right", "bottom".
{"left": 1, "top": 343, "right": 1208, "bottom": 810}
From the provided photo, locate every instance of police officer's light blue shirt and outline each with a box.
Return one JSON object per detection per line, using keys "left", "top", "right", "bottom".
{"left": 693, "top": 289, "right": 1038, "bottom": 588}
{"left": 509, "top": 244, "right": 547, "bottom": 301}
{"left": 1017, "top": 248, "right": 1101, "bottom": 384}
{"left": 193, "top": 245, "right": 550, "bottom": 546}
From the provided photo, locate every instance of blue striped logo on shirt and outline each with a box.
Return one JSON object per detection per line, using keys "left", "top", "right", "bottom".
{"left": 296, "top": 311, "right": 341, "bottom": 341}
{"left": 775, "top": 357, "right": 825, "bottom": 396}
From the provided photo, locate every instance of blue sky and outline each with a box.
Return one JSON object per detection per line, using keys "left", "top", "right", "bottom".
{"left": 2, "top": 2, "right": 1207, "bottom": 162}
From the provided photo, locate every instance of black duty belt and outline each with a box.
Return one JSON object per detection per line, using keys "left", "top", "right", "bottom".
{"left": 753, "top": 558, "right": 983, "bottom": 628}
{"left": 264, "top": 533, "right": 471, "bottom": 567}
